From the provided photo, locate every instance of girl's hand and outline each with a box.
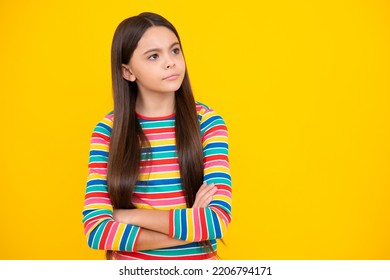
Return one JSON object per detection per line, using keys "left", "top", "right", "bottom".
{"left": 112, "top": 209, "right": 126, "bottom": 223}
{"left": 192, "top": 182, "right": 217, "bottom": 208}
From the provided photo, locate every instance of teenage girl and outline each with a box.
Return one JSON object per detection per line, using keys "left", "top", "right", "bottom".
{"left": 82, "top": 12, "right": 232, "bottom": 260}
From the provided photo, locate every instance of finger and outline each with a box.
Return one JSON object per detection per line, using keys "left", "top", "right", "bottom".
{"left": 198, "top": 181, "right": 208, "bottom": 192}
{"left": 196, "top": 186, "right": 218, "bottom": 208}
{"left": 197, "top": 182, "right": 214, "bottom": 196}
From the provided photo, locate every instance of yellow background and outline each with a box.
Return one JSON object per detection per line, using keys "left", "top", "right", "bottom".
{"left": 1, "top": 0, "right": 389, "bottom": 259}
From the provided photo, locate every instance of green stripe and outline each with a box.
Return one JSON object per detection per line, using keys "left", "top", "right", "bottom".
{"left": 94, "top": 126, "right": 111, "bottom": 136}
{"left": 141, "top": 151, "right": 177, "bottom": 160}
{"left": 92, "top": 220, "right": 107, "bottom": 249}
{"left": 174, "top": 210, "right": 181, "bottom": 239}
{"left": 205, "top": 178, "right": 231, "bottom": 186}
{"left": 205, "top": 209, "right": 216, "bottom": 238}
{"left": 140, "top": 246, "right": 208, "bottom": 257}
{"left": 203, "top": 148, "right": 228, "bottom": 156}
{"left": 84, "top": 209, "right": 111, "bottom": 221}
{"left": 86, "top": 185, "right": 108, "bottom": 192}
{"left": 140, "top": 120, "right": 175, "bottom": 128}
{"left": 89, "top": 155, "right": 107, "bottom": 163}
{"left": 201, "top": 119, "right": 225, "bottom": 133}
{"left": 125, "top": 226, "right": 140, "bottom": 251}
{"left": 134, "top": 185, "right": 182, "bottom": 193}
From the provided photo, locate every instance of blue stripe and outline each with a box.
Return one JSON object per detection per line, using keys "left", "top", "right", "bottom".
{"left": 204, "top": 172, "right": 231, "bottom": 181}
{"left": 180, "top": 210, "right": 187, "bottom": 240}
{"left": 120, "top": 226, "right": 131, "bottom": 251}
{"left": 211, "top": 211, "right": 222, "bottom": 238}
{"left": 210, "top": 200, "right": 232, "bottom": 213}
{"left": 200, "top": 115, "right": 221, "bottom": 130}
{"left": 82, "top": 209, "right": 93, "bottom": 217}
{"left": 90, "top": 150, "right": 108, "bottom": 157}
{"left": 88, "top": 228, "right": 96, "bottom": 248}
{"left": 137, "top": 178, "right": 181, "bottom": 186}
{"left": 151, "top": 145, "right": 176, "bottom": 152}
{"left": 204, "top": 142, "right": 228, "bottom": 150}
{"left": 139, "top": 116, "right": 175, "bottom": 122}
{"left": 97, "top": 122, "right": 112, "bottom": 133}
{"left": 212, "top": 212, "right": 222, "bottom": 238}
{"left": 87, "top": 179, "right": 107, "bottom": 187}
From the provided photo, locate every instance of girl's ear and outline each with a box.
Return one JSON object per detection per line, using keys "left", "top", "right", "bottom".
{"left": 121, "top": 64, "right": 136, "bottom": 82}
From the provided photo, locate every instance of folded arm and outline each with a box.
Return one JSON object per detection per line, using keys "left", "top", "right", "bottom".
{"left": 168, "top": 110, "right": 232, "bottom": 242}
{"left": 83, "top": 118, "right": 187, "bottom": 251}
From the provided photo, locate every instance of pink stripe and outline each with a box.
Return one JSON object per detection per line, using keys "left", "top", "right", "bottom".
{"left": 147, "top": 132, "right": 175, "bottom": 141}
{"left": 203, "top": 130, "right": 228, "bottom": 141}
{"left": 216, "top": 189, "right": 232, "bottom": 198}
{"left": 133, "top": 197, "right": 186, "bottom": 207}
{"left": 91, "top": 137, "right": 108, "bottom": 144}
{"left": 84, "top": 219, "right": 99, "bottom": 234}
{"left": 139, "top": 164, "right": 179, "bottom": 173}
{"left": 84, "top": 215, "right": 111, "bottom": 234}
{"left": 211, "top": 206, "right": 230, "bottom": 225}
{"left": 193, "top": 208, "right": 201, "bottom": 240}
{"left": 89, "top": 169, "right": 107, "bottom": 175}
{"left": 106, "top": 222, "right": 119, "bottom": 248}
{"left": 86, "top": 198, "right": 111, "bottom": 204}
{"left": 204, "top": 160, "right": 230, "bottom": 169}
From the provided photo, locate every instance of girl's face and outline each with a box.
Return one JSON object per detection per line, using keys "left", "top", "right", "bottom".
{"left": 122, "top": 26, "right": 186, "bottom": 97}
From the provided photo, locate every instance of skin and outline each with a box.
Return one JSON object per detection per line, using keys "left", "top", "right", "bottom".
{"left": 114, "top": 26, "right": 217, "bottom": 250}
{"left": 122, "top": 26, "right": 186, "bottom": 117}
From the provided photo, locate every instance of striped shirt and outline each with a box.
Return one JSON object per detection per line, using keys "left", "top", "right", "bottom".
{"left": 82, "top": 102, "right": 232, "bottom": 260}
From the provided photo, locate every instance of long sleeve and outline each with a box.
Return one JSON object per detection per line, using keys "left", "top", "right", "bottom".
{"left": 168, "top": 107, "right": 232, "bottom": 241}
{"left": 82, "top": 114, "right": 141, "bottom": 251}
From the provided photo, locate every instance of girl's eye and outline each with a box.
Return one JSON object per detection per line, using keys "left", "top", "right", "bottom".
{"left": 172, "top": 48, "right": 181, "bottom": 55}
{"left": 148, "top": 54, "right": 159, "bottom": 60}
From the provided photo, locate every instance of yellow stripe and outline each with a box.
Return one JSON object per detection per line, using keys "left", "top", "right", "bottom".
{"left": 132, "top": 203, "right": 187, "bottom": 210}
{"left": 132, "top": 203, "right": 154, "bottom": 210}
{"left": 213, "top": 194, "right": 231, "bottom": 202}
{"left": 101, "top": 117, "right": 113, "bottom": 127}
{"left": 84, "top": 203, "right": 112, "bottom": 211}
{"left": 90, "top": 143, "right": 109, "bottom": 151}
{"left": 148, "top": 139, "right": 175, "bottom": 146}
{"left": 112, "top": 223, "right": 125, "bottom": 250}
{"left": 88, "top": 173, "right": 107, "bottom": 180}
{"left": 203, "top": 136, "right": 228, "bottom": 146}
{"left": 204, "top": 166, "right": 230, "bottom": 175}
{"left": 201, "top": 111, "right": 218, "bottom": 121}
{"left": 186, "top": 208, "right": 194, "bottom": 241}
{"left": 138, "top": 171, "right": 180, "bottom": 180}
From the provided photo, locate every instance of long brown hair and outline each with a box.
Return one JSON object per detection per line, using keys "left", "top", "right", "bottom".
{"left": 107, "top": 12, "right": 214, "bottom": 258}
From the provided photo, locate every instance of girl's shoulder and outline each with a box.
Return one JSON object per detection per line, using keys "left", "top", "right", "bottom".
{"left": 195, "top": 101, "right": 226, "bottom": 126}
{"left": 195, "top": 101, "right": 215, "bottom": 117}
{"left": 195, "top": 101, "right": 220, "bottom": 118}
{"left": 92, "top": 111, "right": 114, "bottom": 135}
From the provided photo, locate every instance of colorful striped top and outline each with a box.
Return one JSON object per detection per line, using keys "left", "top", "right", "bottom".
{"left": 82, "top": 102, "right": 232, "bottom": 260}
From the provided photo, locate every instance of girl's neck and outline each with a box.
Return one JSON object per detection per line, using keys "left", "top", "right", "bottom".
{"left": 136, "top": 92, "right": 175, "bottom": 118}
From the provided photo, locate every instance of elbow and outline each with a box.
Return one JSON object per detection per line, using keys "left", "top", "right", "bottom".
{"left": 210, "top": 206, "right": 232, "bottom": 240}
{"left": 86, "top": 238, "right": 100, "bottom": 250}
{"left": 213, "top": 220, "right": 229, "bottom": 240}
{"left": 82, "top": 218, "right": 107, "bottom": 251}
{"left": 84, "top": 227, "right": 102, "bottom": 250}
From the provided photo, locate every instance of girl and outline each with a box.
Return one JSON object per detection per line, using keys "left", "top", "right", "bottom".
{"left": 82, "top": 12, "right": 232, "bottom": 260}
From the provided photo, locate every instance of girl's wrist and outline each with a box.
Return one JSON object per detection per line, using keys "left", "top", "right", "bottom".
{"left": 113, "top": 209, "right": 135, "bottom": 224}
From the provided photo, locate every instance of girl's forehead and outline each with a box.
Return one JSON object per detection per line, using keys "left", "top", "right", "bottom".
{"left": 136, "top": 26, "right": 179, "bottom": 51}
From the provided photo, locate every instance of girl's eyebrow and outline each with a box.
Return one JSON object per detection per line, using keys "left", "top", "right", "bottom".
{"left": 143, "top": 42, "right": 180, "bottom": 55}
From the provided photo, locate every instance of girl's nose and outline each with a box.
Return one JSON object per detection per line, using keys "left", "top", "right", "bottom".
{"left": 165, "top": 56, "right": 175, "bottom": 69}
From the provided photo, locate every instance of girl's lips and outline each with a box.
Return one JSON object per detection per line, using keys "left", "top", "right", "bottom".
{"left": 163, "top": 74, "right": 180, "bottom": 80}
